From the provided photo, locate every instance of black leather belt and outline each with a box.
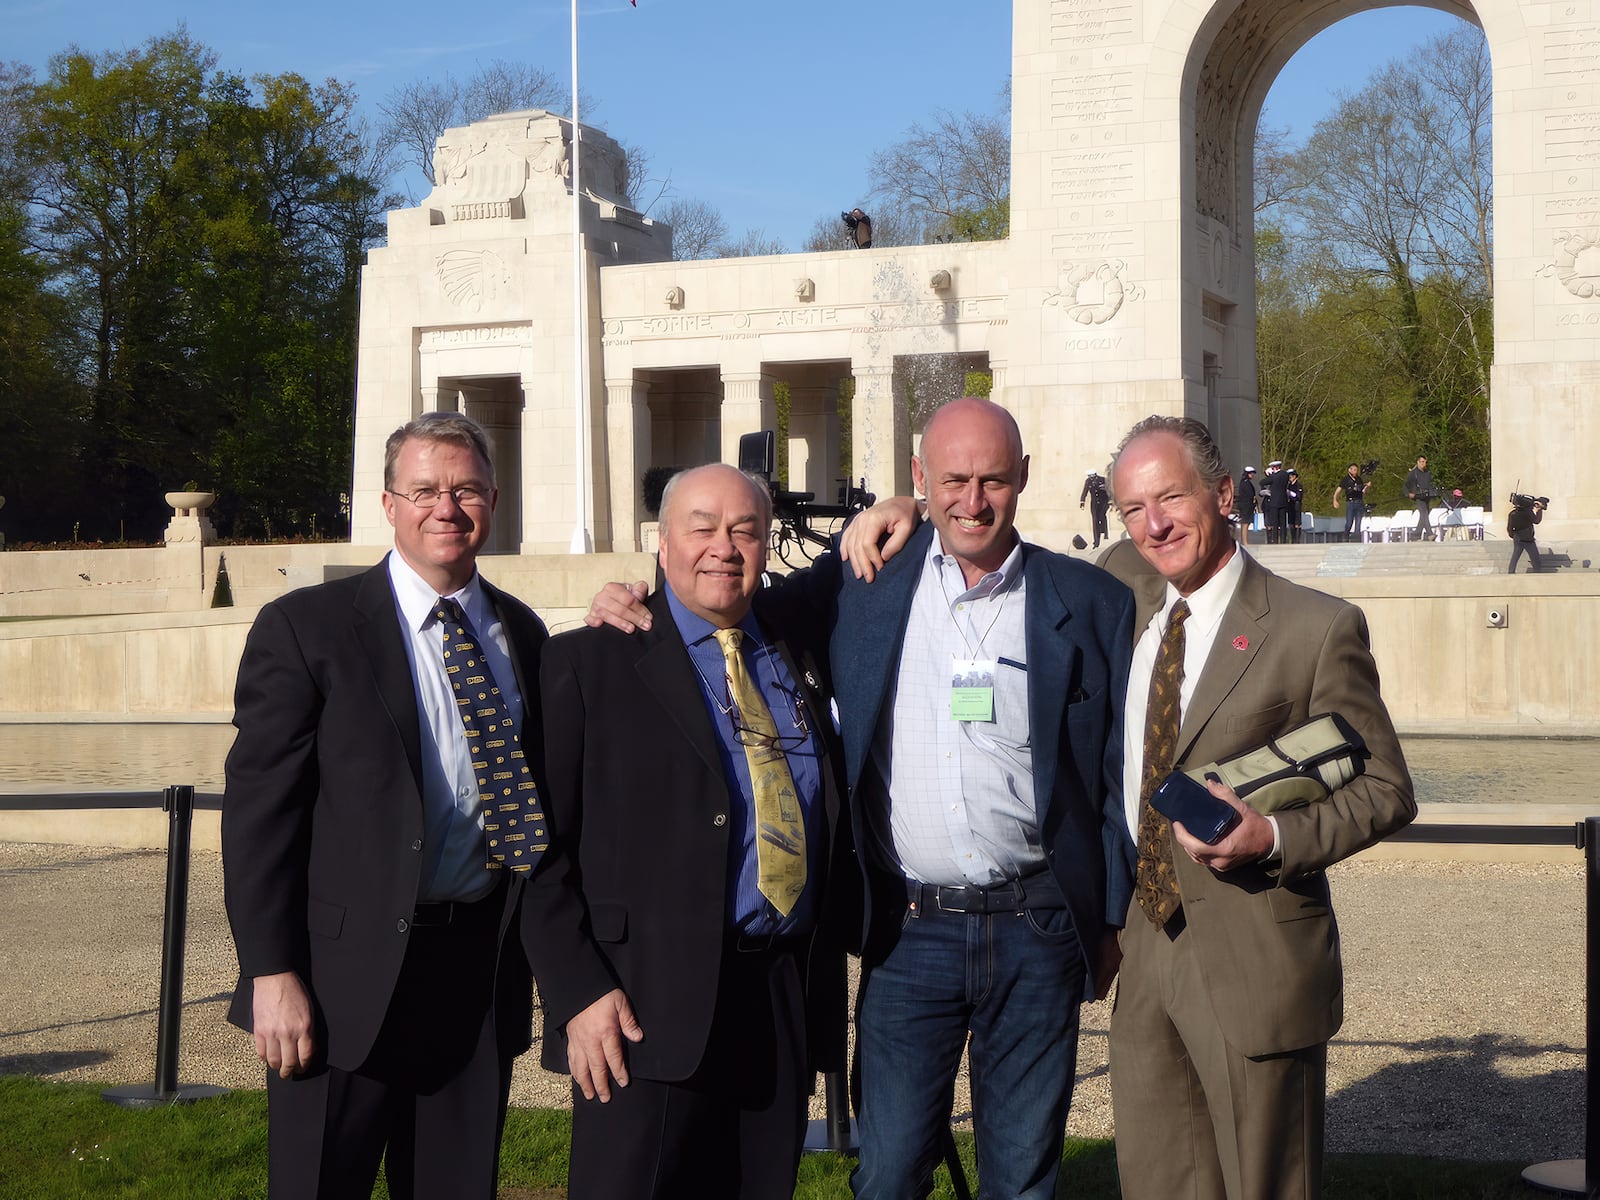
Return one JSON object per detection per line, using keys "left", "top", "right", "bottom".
{"left": 411, "top": 882, "right": 504, "bottom": 928}
{"left": 906, "top": 870, "right": 1062, "bottom": 915}
{"left": 725, "top": 929, "right": 808, "bottom": 956}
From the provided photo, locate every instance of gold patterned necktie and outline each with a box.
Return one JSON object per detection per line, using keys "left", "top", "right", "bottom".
{"left": 435, "top": 597, "right": 547, "bottom": 872}
{"left": 714, "top": 628, "right": 807, "bottom": 917}
{"left": 1135, "top": 598, "right": 1190, "bottom": 928}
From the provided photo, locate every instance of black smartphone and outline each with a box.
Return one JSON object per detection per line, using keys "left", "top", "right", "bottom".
{"left": 1151, "top": 771, "right": 1239, "bottom": 844}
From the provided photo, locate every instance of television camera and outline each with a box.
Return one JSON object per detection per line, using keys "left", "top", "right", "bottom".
{"left": 1510, "top": 492, "right": 1550, "bottom": 510}
{"left": 738, "top": 431, "right": 876, "bottom": 567}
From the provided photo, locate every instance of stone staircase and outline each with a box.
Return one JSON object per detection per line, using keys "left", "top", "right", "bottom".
{"left": 1241, "top": 537, "right": 1599, "bottom": 581}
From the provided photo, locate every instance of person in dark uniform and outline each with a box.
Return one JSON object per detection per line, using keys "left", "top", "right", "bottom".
{"left": 1334, "top": 465, "right": 1370, "bottom": 542}
{"left": 1507, "top": 496, "right": 1546, "bottom": 573}
{"left": 1404, "top": 456, "right": 1436, "bottom": 540}
{"left": 1285, "top": 469, "right": 1305, "bottom": 543}
{"left": 1235, "top": 467, "right": 1257, "bottom": 546}
{"left": 1080, "top": 469, "right": 1111, "bottom": 548}
{"left": 1260, "top": 461, "right": 1288, "bottom": 544}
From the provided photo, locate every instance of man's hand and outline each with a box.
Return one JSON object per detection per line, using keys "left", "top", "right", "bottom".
{"left": 251, "top": 971, "right": 316, "bottom": 1080}
{"left": 585, "top": 581, "right": 652, "bottom": 632}
{"left": 1171, "top": 776, "right": 1275, "bottom": 872}
{"left": 838, "top": 496, "right": 923, "bottom": 581}
{"left": 566, "top": 988, "right": 645, "bottom": 1102}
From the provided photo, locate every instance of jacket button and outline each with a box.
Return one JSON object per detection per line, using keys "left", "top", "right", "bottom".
{"left": 396, "top": 918, "right": 409, "bottom": 933}
{"left": 410, "top": 839, "right": 423, "bottom": 852}
{"left": 713, "top": 813, "right": 727, "bottom": 827}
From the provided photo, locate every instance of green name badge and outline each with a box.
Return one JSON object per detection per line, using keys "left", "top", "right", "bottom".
{"left": 950, "top": 657, "right": 996, "bottom": 722}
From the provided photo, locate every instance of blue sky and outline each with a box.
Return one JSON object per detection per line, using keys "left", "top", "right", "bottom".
{"left": 8, "top": 1, "right": 1469, "bottom": 250}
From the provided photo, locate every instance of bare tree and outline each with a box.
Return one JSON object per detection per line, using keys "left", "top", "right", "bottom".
{"left": 716, "top": 228, "right": 786, "bottom": 258}
{"left": 378, "top": 60, "right": 570, "bottom": 187}
{"left": 800, "top": 205, "right": 927, "bottom": 252}
{"left": 659, "top": 197, "right": 728, "bottom": 260}
{"left": 867, "top": 103, "right": 1009, "bottom": 241}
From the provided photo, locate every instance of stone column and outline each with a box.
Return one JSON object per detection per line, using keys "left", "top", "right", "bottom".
{"left": 606, "top": 375, "right": 653, "bottom": 552}
{"left": 850, "top": 361, "right": 911, "bottom": 500}
{"left": 719, "top": 371, "right": 778, "bottom": 469}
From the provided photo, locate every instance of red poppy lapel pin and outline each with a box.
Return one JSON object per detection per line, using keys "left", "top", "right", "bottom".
{"left": 1232, "top": 635, "right": 1249, "bottom": 651}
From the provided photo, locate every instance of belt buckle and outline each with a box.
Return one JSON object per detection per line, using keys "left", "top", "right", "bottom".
{"left": 411, "top": 902, "right": 454, "bottom": 927}
{"left": 733, "top": 927, "right": 779, "bottom": 953}
{"left": 935, "top": 886, "right": 976, "bottom": 914}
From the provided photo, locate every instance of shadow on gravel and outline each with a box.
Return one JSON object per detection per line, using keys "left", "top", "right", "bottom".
{"left": 1328, "top": 1031, "right": 1583, "bottom": 1161}
{"left": 0, "top": 1049, "right": 113, "bottom": 1075}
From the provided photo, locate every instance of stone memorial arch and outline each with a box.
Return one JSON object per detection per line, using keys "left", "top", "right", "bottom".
{"left": 350, "top": 0, "right": 1600, "bottom": 552}
{"left": 1006, "top": 0, "right": 1599, "bottom": 540}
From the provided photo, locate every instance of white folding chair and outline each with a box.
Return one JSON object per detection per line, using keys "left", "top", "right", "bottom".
{"left": 1362, "top": 515, "right": 1391, "bottom": 544}
{"left": 1388, "top": 509, "right": 1418, "bottom": 542}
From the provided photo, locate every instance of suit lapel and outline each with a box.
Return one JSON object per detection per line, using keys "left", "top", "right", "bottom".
{"left": 1023, "top": 546, "right": 1072, "bottom": 823}
{"left": 836, "top": 522, "right": 932, "bottom": 785}
{"left": 353, "top": 557, "right": 424, "bottom": 792}
{"left": 634, "top": 592, "right": 726, "bottom": 779}
{"left": 1175, "top": 554, "right": 1270, "bottom": 762}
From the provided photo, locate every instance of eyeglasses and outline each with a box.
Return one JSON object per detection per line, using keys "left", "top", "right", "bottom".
{"left": 729, "top": 686, "right": 816, "bottom": 756}
{"left": 388, "top": 485, "right": 491, "bottom": 509}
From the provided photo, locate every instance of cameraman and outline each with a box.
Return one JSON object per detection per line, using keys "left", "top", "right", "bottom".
{"left": 1507, "top": 495, "right": 1547, "bottom": 574}
{"left": 1405, "top": 455, "right": 1436, "bottom": 539}
{"left": 1334, "top": 463, "right": 1371, "bottom": 542}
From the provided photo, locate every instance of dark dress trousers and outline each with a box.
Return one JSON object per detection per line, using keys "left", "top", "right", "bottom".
{"left": 531, "top": 590, "right": 851, "bottom": 1199}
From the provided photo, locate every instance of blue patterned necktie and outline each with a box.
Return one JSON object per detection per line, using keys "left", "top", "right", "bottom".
{"left": 434, "top": 597, "right": 547, "bottom": 872}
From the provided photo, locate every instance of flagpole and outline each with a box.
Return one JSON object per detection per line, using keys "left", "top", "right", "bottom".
{"left": 568, "top": 0, "right": 593, "bottom": 553}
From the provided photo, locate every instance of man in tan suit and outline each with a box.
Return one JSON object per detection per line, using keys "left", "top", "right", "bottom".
{"left": 1102, "top": 415, "right": 1415, "bottom": 1200}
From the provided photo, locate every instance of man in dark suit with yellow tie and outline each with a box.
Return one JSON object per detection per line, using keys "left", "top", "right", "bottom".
{"left": 1101, "top": 416, "right": 1415, "bottom": 1200}
{"left": 531, "top": 463, "right": 850, "bottom": 1199}
{"left": 222, "top": 412, "right": 606, "bottom": 1198}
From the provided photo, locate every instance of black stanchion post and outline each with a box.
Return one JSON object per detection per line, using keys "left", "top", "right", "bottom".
{"left": 1522, "top": 817, "right": 1596, "bottom": 1196}
{"left": 804, "top": 1069, "right": 859, "bottom": 1155}
{"left": 104, "top": 784, "right": 228, "bottom": 1108}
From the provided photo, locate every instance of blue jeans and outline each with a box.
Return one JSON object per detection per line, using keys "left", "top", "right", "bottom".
{"left": 851, "top": 904, "right": 1087, "bottom": 1200}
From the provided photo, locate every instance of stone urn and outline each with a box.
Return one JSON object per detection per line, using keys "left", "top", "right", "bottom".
{"left": 164, "top": 490, "right": 216, "bottom": 515}
{"left": 164, "top": 490, "right": 217, "bottom": 545}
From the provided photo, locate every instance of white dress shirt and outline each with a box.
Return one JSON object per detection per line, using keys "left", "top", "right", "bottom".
{"left": 1121, "top": 546, "right": 1246, "bottom": 839}
{"left": 866, "top": 533, "right": 1042, "bottom": 887}
{"left": 387, "top": 552, "right": 524, "bottom": 902}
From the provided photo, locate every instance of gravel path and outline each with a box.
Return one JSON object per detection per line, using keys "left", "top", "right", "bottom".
{"left": 0, "top": 844, "right": 1582, "bottom": 1164}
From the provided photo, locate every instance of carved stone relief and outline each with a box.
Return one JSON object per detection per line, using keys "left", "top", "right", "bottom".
{"left": 435, "top": 250, "right": 512, "bottom": 313}
{"left": 1043, "top": 261, "right": 1145, "bottom": 326}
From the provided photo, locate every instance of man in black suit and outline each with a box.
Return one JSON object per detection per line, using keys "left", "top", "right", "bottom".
{"left": 533, "top": 463, "right": 849, "bottom": 1199}
{"left": 222, "top": 412, "right": 604, "bottom": 1199}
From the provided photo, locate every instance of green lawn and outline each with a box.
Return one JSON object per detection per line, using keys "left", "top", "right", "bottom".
{"left": 0, "top": 1076, "right": 1554, "bottom": 1198}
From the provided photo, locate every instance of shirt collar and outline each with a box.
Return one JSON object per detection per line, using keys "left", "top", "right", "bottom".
{"left": 387, "top": 550, "right": 488, "bottom": 634}
{"left": 926, "top": 529, "right": 1025, "bottom": 602}
{"left": 1161, "top": 543, "right": 1245, "bottom": 631}
{"left": 663, "top": 581, "right": 763, "bottom": 649}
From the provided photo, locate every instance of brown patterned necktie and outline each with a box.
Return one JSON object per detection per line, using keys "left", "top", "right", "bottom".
{"left": 1135, "top": 598, "right": 1190, "bottom": 928}
{"left": 435, "top": 597, "right": 548, "bottom": 872}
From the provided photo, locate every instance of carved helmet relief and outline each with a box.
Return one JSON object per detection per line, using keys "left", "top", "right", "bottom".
{"left": 435, "top": 249, "right": 512, "bottom": 313}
